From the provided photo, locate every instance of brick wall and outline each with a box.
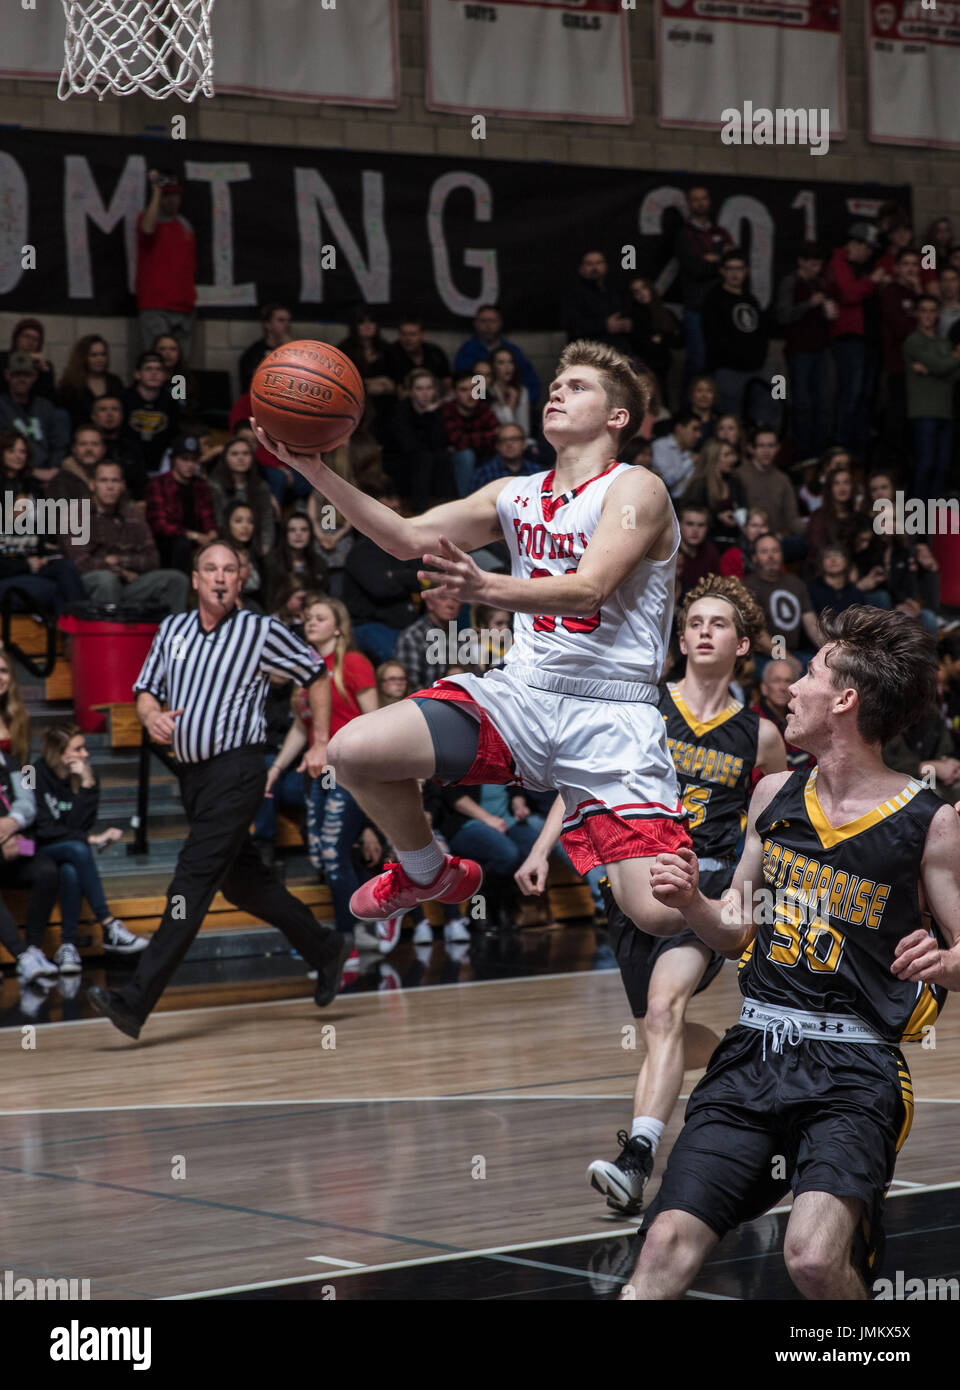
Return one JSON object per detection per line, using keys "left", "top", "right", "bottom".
{"left": 0, "top": 0, "right": 953, "bottom": 389}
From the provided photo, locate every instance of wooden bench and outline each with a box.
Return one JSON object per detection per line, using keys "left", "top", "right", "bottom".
{"left": 0, "top": 881, "right": 330, "bottom": 965}
{"left": 0, "top": 862, "right": 595, "bottom": 964}
{"left": 44, "top": 657, "right": 73, "bottom": 702}
{"left": 7, "top": 614, "right": 62, "bottom": 657}
{"left": 90, "top": 702, "right": 143, "bottom": 748}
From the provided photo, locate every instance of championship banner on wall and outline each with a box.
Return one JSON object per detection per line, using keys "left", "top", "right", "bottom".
{"left": 866, "top": 0, "right": 960, "bottom": 149}
{"left": 425, "top": 0, "right": 631, "bottom": 123}
{"left": 0, "top": 129, "right": 907, "bottom": 326}
{"left": 657, "top": 0, "right": 846, "bottom": 140}
{"left": 0, "top": 0, "right": 399, "bottom": 108}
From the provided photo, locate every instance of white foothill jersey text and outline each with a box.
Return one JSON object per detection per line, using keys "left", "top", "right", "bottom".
{"left": 494, "top": 461, "right": 679, "bottom": 696}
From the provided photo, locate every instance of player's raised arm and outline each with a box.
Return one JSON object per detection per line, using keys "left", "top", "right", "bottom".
{"left": 425, "top": 460, "right": 675, "bottom": 618}
{"left": 655, "top": 771, "right": 791, "bottom": 956}
{"left": 250, "top": 422, "right": 507, "bottom": 560}
{"left": 892, "top": 802, "right": 960, "bottom": 989}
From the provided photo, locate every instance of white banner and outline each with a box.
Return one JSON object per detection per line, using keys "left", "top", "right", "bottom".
{"left": 0, "top": 0, "right": 399, "bottom": 107}
{"left": 657, "top": 0, "right": 845, "bottom": 140}
{"left": 425, "top": 0, "right": 631, "bottom": 124}
{"left": 867, "top": 0, "right": 960, "bottom": 149}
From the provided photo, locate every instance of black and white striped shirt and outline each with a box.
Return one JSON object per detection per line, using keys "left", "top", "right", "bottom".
{"left": 134, "top": 608, "right": 325, "bottom": 763}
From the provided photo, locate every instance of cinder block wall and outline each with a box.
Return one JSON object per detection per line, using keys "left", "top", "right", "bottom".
{"left": 0, "top": 0, "right": 952, "bottom": 392}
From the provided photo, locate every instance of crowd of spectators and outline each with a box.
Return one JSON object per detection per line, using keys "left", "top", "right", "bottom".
{"left": 2, "top": 183, "right": 959, "bottom": 967}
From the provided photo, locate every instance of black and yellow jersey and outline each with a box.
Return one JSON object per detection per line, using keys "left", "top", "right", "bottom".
{"left": 660, "top": 681, "right": 759, "bottom": 861}
{"left": 739, "top": 766, "right": 947, "bottom": 1044}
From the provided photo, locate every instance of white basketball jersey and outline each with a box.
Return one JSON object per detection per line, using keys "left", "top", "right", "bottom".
{"left": 495, "top": 461, "right": 679, "bottom": 687}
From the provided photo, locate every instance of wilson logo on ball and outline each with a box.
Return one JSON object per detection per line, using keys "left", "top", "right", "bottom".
{"left": 251, "top": 339, "right": 365, "bottom": 452}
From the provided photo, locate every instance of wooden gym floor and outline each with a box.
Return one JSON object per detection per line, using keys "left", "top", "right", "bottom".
{"left": 3, "top": 930, "right": 960, "bottom": 1301}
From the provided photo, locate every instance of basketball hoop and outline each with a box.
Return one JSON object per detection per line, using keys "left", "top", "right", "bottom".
{"left": 58, "top": 0, "right": 215, "bottom": 102}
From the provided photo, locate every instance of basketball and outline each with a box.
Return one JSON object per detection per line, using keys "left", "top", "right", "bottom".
{"left": 250, "top": 340, "right": 365, "bottom": 452}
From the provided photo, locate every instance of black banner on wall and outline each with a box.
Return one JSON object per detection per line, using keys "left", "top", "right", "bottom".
{"left": 0, "top": 129, "right": 910, "bottom": 328}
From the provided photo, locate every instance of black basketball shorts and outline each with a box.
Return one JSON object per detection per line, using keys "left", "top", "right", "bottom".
{"left": 639, "top": 1024, "right": 914, "bottom": 1279}
{"left": 605, "top": 865, "right": 732, "bottom": 1019}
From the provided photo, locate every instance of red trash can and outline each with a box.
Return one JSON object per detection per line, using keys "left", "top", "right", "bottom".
{"left": 58, "top": 616, "right": 159, "bottom": 733}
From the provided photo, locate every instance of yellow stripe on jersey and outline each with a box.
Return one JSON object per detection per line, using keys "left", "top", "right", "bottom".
{"left": 901, "top": 982, "right": 941, "bottom": 1044}
{"left": 737, "top": 937, "right": 755, "bottom": 978}
{"left": 895, "top": 1067, "right": 915, "bottom": 1153}
{"left": 803, "top": 767, "right": 924, "bottom": 850}
{"left": 667, "top": 682, "right": 743, "bottom": 738}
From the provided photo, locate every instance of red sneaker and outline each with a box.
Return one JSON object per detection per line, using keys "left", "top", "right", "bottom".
{"left": 350, "top": 855, "right": 483, "bottom": 922}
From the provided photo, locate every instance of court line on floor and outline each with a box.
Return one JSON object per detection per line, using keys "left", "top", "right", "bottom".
{"left": 4, "top": 1091, "right": 959, "bottom": 1121}
{"left": 0, "top": 1092, "right": 638, "bottom": 1118}
{"left": 0, "top": 1161, "right": 466, "bottom": 1256}
{"left": 169, "top": 1227, "right": 642, "bottom": 1299}
{"left": 4, "top": 966, "right": 620, "bottom": 1032}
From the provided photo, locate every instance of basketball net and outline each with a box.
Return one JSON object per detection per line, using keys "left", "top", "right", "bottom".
{"left": 58, "top": 0, "right": 215, "bottom": 102}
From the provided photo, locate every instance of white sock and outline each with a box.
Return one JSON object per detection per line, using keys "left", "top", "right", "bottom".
{"left": 398, "top": 839, "right": 446, "bottom": 885}
{"left": 631, "top": 1116, "right": 665, "bottom": 1154}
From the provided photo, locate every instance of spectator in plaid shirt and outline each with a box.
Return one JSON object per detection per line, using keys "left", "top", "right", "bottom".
{"left": 67, "top": 459, "right": 189, "bottom": 612}
{"left": 441, "top": 370, "right": 500, "bottom": 497}
{"left": 145, "top": 433, "right": 217, "bottom": 573}
{"left": 471, "top": 423, "right": 541, "bottom": 491}
{"left": 393, "top": 589, "right": 467, "bottom": 693}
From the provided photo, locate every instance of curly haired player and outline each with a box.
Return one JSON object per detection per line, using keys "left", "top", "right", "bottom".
{"left": 252, "top": 341, "right": 695, "bottom": 941}
{"left": 518, "top": 575, "right": 786, "bottom": 1215}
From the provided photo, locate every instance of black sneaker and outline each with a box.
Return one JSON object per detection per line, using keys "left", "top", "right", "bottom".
{"left": 314, "top": 933, "right": 354, "bottom": 1008}
{"left": 587, "top": 1130, "right": 654, "bottom": 1216}
{"left": 87, "top": 985, "right": 142, "bottom": 1041}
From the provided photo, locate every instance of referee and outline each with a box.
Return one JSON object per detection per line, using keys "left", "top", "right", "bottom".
{"left": 88, "top": 541, "right": 352, "bottom": 1040}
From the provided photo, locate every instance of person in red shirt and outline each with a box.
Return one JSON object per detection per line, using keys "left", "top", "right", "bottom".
{"left": 145, "top": 434, "right": 217, "bottom": 573}
{"left": 440, "top": 370, "right": 500, "bottom": 497}
{"left": 675, "top": 503, "right": 721, "bottom": 597}
{"left": 136, "top": 170, "right": 197, "bottom": 360}
{"left": 879, "top": 246, "right": 922, "bottom": 458}
{"left": 826, "top": 224, "right": 889, "bottom": 453}
{"left": 266, "top": 596, "right": 378, "bottom": 943}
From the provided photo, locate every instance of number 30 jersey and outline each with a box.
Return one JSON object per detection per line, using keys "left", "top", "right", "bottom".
{"left": 660, "top": 681, "right": 759, "bottom": 862}
{"left": 741, "top": 766, "right": 947, "bottom": 1044}
{"left": 496, "top": 462, "right": 679, "bottom": 690}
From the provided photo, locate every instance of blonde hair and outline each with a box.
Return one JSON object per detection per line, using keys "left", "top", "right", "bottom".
{"left": 554, "top": 340, "right": 650, "bottom": 448}
{"left": 685, "top": 437, "right": 737, "bottom": 512}
{"left": 304, "top": 594, "right": 355, "bottom": 702}
{"left": 0, "top": 652, "right": 30, "bottom": 765}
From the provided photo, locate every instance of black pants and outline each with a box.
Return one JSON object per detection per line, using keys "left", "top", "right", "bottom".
{"left": 0, "top": 852, "right": 61, "bottom": 957}
{"left": 116, "top": 746, "right": 339, "bottom": 1021}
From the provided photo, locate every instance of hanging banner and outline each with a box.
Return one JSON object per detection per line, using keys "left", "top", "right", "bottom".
{"left": 657, "top": 0, "right": 846, "bottom": 143}
{"left": 0, "top": 0, "right": 399, "bottom": 108}
{"left": 424, "top": 0, "right": 631, "bottom": 123}
{"left": 0, "top": 129, "right": 908, "bottom": 327}
{"left": 866, "top": 0, "right": 960, "bottom": 149}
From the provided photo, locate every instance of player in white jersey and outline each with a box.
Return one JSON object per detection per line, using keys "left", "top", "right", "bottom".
{"left": 252, "top": 341, "right": 694, "bottom": 932}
